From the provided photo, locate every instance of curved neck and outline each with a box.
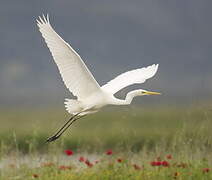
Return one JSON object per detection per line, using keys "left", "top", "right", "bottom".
{"left": 112, "top": 90, "right": 142, "bottom": 105}
{"left": 125, "top": 90, "right": 141, "bottom": 104}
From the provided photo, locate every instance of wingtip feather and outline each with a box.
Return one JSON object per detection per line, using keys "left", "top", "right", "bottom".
{"left": 36, "top": 14, "right": 50, "bottom": 26}
{"left": 47, "top": 13, "right": 50, "bottom": 23}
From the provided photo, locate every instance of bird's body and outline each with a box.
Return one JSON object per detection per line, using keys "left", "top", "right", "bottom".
{"left": 65, "top": 88, "right": 158, "bottom": 116}
{"left": 36, "top": 15, "right": 160, "bottom": 142}
{"left": 65, "top": 90, "right": 112, "bottom": 115}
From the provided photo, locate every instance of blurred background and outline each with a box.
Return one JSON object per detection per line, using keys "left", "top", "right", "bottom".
{"left": 0, "top": 0, "right": 212, "bottom": 153}
{"left": 1, "top": 0, "right": 212, "bottom": 107}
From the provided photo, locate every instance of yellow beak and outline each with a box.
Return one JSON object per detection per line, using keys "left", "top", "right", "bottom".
{"left": 143, "top": 91, "right": 161, "bottom": 95}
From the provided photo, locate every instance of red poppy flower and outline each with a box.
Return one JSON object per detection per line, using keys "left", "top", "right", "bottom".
{"left": 133, "top": 164, "right": 141, "bottom": 170}
{"left": 151, "top": 161, "right": 161, "bottom": 166}
{"left": 166, "top": 154, "right": 172, "bottom": 159}
{"left": 79, "top": 156, "right": 85, "bottom": 162}
{"left": 156, "top": 161, "right": 161, "bottom": 166}
{"left": 85, "top": 159, "right": 90, "bottom": 165}
{"left": 106, "top": 149, "right": 113, "bottom": 155}
{"left": 117, "top": 158, "right": 123, "bottom": 163}
{"left": 32, "top": 174, "right": 39, "bottom": 178}
{"left": 161, "top": 161, "right": 169, "bottom": 167}
{"left": 203, "top": 168, "right": 210, "bottom": 173}
{"left": 85, "top": 159, "right": 93, "bottom": 167}
{"left": 64, "top": 149, "right": 73, "bottom": 156}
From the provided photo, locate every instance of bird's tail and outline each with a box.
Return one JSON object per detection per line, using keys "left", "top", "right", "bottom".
{"left": 64, "top": 99, "right": 83, "bottom": 115}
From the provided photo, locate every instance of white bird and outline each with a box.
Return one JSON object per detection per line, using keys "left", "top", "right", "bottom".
{"left": 36, "top": 15, "right": 160, "bottom": 142}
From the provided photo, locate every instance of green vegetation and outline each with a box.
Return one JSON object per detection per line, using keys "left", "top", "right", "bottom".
{"left": 0, "top": 104, "right": 212, "bottom": 179}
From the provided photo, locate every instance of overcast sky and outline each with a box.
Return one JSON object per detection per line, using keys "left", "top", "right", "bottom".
{"left": 0, "top": 0, "right": 212, "bottom": 107}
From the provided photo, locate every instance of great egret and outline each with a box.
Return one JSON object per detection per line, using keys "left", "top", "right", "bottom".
{"left": 36, "top": 15, "right": 160, "bottom": 142}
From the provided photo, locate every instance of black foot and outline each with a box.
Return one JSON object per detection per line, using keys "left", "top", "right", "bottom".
{"left": 46, "top": 135, "right": 60, "bottom": 143}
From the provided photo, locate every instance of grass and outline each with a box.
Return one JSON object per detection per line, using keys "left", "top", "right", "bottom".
{"left": 1, "top": 149, "right": 212, "bottom": 179}
{"left": 0, "top": 104, "right": 212, "bottom": 179}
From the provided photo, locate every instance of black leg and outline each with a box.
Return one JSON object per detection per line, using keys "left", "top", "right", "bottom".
{"left": 46, "top": 113, "right": 85, "bottom": 143}
{"left": 46, "top": 113, "right": 80, "bottom": 143}
{"left": 52, "top": 115, "right": 85, "bottom": 140}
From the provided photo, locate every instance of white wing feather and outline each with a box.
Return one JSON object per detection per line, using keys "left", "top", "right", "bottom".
{"left": 36, "top": 15, "right": 101, "bottom": 100}
{"left": 101, "top": 64, "right": 159, "bottom": 94}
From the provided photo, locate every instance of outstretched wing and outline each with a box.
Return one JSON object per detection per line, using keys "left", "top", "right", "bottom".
{"left": 36, "top": 15, "right": 101, "bottom": 100}
{"left": 101, "top": 64, "right": 159, "bottom": 94}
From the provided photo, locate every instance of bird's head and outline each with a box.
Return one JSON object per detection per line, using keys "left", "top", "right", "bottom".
{"left": 138, "top": 89, "right": 161, "bottom": 96}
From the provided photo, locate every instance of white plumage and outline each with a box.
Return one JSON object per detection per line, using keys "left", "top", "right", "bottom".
{"left": 37, "top": 15, "right": 160, "bottom": 116}
{"left": 36, "top": 15, "right": 101, "bottom": 101}
{"left": 102, "top": 64, "right": 158, "bottom": 94}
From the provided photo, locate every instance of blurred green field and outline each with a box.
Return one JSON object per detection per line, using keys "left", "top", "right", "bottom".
{"left": 1, "top": 104, "right": 212, "bottom": 179}
{"left": 0, "top": 104, "right": 212, "bottom": 154}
